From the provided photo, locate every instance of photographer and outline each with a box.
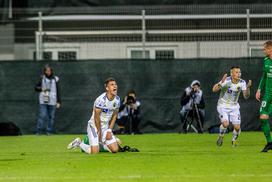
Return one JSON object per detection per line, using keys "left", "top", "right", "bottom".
{"left": 179, "top": 80, "right": 205, "bottom": 133}
{"left": 35, "top": 65, "right": 61, "bottom": 135}
{"left": 117, "top": 90, "right": 141, "bottom": 134}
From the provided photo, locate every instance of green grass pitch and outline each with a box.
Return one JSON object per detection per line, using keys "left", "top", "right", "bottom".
{"left": 0, "top": 132, "right": 271, "bottom": 182}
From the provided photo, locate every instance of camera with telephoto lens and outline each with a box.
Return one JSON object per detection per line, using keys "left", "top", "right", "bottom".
{"left": 190, "top": 89, "right": 197, "bottom": 98}
{"left": 126, "top": 96, "right": 136, "bottom": 105}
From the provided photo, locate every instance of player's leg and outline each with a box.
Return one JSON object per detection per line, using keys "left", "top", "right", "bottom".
{"left": 102, "top": 129, "right": 119, "bottom": 153}
{"left": 81, "top": 125, "right": 99, "bottom": 154}
{"left": 232, "top": 124, "right": 241, "bottom": 147}
{"left": 217, "top": 106, "right": 229, "bottom": 146}
{"left": 67, "top": 125, "right": 99, "bottom": 154}
{"left": 82, "top": 135, "right": 117, "bottom": 152}
{"left": 67, "top": 137, "right": 81, "bottom": 149}
{"left": 230, "top": 108, "right": 241, "bottom": 147}
{"left": 259, "top": 98, "right": 272, "bottom": 152}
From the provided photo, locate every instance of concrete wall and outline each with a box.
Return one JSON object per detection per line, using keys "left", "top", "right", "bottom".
{"left": 0, "top": 24, "right": 14, "bottom": 60}
{"left": 13, "top": 41, "right": 264, "bottom": 60}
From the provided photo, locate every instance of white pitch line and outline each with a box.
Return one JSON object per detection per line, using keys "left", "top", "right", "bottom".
{"left": 0, "top": 174, "right": 272, "bottom": 180}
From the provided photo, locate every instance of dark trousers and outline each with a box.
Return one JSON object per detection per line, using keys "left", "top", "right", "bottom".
{"left": 117, "top": 115, "right": 141, "bottom": 134}
{"left": 36, "top": 104, "right": 56, "bottom": 134}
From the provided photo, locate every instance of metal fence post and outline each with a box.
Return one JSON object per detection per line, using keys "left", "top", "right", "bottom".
{"left": 142, "top": 10, "right": 146, "bottom": 59}
{"left": 246, "top": 9, "right": 250, "bottom": 57}
{"left": 8, "top": 0, "right": 12, "bottom": 19}
{"left": 36, "top": 11, "right": 43, "bottom": 60}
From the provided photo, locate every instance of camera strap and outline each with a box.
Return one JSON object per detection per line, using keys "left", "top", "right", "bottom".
{"left": 42, "top": 76, "right": 53, "bottom": 91}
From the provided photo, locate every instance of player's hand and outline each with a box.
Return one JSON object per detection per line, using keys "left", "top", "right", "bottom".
{"left": 56, "top": 103, "right": 61, "bottom": 109}
{"left": 221, "top": 73, "right": 228, "bottom": 84}
{"left": 255, "top": 89, "right": 261, "bottom": 102}
{"left": 106, "top": 131, "right": 112, "bottom": 140}
{"left": 247, "top": 80, "right": 252, "bottom": 88}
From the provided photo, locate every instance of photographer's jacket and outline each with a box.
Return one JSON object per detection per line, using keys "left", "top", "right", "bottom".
{"left": 180, "top": 87, "right": 205, "bottom": 110}
{"left": 118, "top": 100, "right": 141, "bottom": 118}
{"left": 35, "top": 75, "right": 61, "bottom": 105}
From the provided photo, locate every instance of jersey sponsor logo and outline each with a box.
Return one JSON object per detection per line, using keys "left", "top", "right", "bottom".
{"left": 102, "top": 108, "right": 109, "bottom": 113}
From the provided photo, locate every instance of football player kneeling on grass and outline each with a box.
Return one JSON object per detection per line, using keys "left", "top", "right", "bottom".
{"left": 80, "top": 135, "right": 139, "bottom": 153}
{"left": 212, "top": 66, "right": 251, "bottom": 147}
{"left": 67, "top": 78, "right": 121, "bottom": 154}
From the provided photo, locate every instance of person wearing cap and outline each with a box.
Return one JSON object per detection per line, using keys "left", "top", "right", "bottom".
{"left": 179, "top": 80, "right": 205, "bottom": 133}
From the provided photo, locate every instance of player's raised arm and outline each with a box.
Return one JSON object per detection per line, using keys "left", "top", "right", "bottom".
{"left": 212, "top": 73, "right": 227, "bottom": 92}
{"left": 243, "top": 80, "right": 252, "bottom": 99}
{"left": 94, "top": 107, "right": 102, "bottom": 142}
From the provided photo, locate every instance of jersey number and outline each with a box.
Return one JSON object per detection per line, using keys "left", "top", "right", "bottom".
{"left": 261, "top": 101, "right": 267, "bottom": 108}
{"left": 227, "top": 88, "right": 232, "bottom": 94}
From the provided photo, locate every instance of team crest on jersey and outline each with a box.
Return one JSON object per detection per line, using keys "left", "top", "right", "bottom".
{"left": 113, "top": 102, "right": 116, "bottom": 107}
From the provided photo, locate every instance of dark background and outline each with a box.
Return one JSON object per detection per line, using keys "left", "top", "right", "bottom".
{"left": 0, "top": 58, "right": 264, "bottom": 134}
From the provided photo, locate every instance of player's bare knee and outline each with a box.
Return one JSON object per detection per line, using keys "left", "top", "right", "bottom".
{"left": 91, "top": 151, "right": 99, "bottom": 154}
{"left": 111, "top": 147, "right": 119, "bottom": 153}
{"left": 222, "top": 120, "right": 229, "bottom": 128}
{"left": 90, "top": 146, "right": 99, "bottom": 154}
{"left": 234, "top": 125, "right": 240, "bottom": 131}
{"left": 108, "top": 143, "right": 119, "bottom": 153}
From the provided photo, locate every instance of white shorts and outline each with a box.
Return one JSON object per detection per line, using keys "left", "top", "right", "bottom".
{"left": 87, "top": 125, "right": 117, "bottom": 146}
{"left": 217, "top": 105, "right": 241, "bottom": 125}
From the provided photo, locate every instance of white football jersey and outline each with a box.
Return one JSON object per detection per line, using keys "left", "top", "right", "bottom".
{"left": 88, "top": 92, "right": 120, "bottom": 130}
{"left": 218, "top": 77, "right": 247, "bottom": 107}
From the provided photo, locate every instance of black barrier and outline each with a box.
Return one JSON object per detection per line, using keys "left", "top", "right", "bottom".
{"left": 0, "top": 58, "right": 263, "bottom": 134}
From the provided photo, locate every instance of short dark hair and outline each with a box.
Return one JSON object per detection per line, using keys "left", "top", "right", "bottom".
{"left": 127, "top": 90, "right": 136, "bottom": 96}
{"left": 104, "top": 77, "right": 116, "bottom": 87}
{"left": 230, "top": 66, "right": 240, "bottom": 70}
{"left": 43, "top": 64, "right": 53, "bottom": 74}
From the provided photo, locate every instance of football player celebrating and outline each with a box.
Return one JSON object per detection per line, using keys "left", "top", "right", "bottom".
{"left": 67, "top": 77, "right": 120, "bottom": 154}
{"left": 212, "top": 66, "right": 251, "bottom": 147}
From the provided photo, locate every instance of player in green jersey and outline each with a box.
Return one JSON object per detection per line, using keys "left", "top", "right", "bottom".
{"left": 256, "top": 41, "right": 272, "bottom": 152}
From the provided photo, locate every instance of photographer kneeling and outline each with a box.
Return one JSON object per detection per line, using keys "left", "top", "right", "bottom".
{"left": 117, "top": 90, "right": 141, "bottom": 134}
{"left": 179, "top": 80, "right": 205, "bottom": 133}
